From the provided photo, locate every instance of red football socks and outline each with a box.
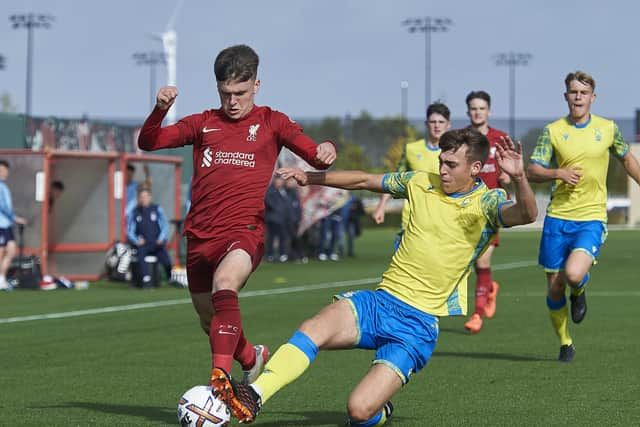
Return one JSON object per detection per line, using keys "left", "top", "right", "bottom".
{"left": 474, "top": 268, "right": 493, "bottom": 316}
{"left": 210, "top": 289, "right": 245, "bottom": 371}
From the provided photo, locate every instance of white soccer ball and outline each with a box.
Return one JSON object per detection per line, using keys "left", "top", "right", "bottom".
{"left": 177, "top": 385, "right": 230, "bottom": 427}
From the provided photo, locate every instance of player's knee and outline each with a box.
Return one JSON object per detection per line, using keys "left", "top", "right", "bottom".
{"left": 564, "top": 268, "right": 585, "bottom": 287}
{"left": 346, "top": 397, "right": 378, "bottom": 423}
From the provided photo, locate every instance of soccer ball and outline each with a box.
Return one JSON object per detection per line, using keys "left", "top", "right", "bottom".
{"left": 177, "top": 385, "right": 230, "bottom": 427}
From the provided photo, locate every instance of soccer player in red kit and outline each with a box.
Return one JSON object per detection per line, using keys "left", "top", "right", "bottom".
{"left": 464, "top": 90, "right": 510, "bottom": 333}
{"left": 138, "top": 44, "right": 337, "bottom": 384}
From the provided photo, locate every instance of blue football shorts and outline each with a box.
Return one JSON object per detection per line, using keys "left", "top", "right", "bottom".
{"left": 538, "top": 216, "right": 607, "bottom": 272}
{"left": 334, "top": 289, "right": 439, "bottom": 384}
{"left": 0, "top": 227, "right": 15, "bottom": 247}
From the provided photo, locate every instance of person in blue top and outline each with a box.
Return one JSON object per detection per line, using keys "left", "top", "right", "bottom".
{"left": 126, "top": 186, "right": 172, "bottom": 287}
{"left": 125, "top": 163, "right": 152, "bottom": 219}
{"left": 0, "top": 160, "right": 27, "bottom": 290}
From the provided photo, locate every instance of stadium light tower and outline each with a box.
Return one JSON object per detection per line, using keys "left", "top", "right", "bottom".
{"left": 133, "top": 51, "right": 166, "bottom": 110}
{"left": 9, "top": 13, "right": 54, "bottom": 127}
{"left": 402, "top": 16, "right": 452, "bottom": 111}
{"left": 150, "top": 0, "right": 184, "bottom": 124}
{"left": 493, "top": 51, "right": 532, "bottom": 138}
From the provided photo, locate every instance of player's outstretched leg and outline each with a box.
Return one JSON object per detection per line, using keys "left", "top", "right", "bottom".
{"left": 569, "top": 272, "right": 589, "bottom": 323}
{"left": 210, "top": 367, "right": 262, "bottom": 423}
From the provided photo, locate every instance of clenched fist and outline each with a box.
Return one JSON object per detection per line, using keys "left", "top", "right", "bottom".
{"left": 156, "top": 86, "right": 178, "bottom": 110}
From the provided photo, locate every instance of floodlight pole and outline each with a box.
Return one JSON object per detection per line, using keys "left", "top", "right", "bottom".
{"left": 133, "top": 51, "right": 166, "bottom": 110}
{"left": 403, "top": 16, "right": 452, "bottom": 111}
{"left": 400, "top": 81, "right": 409, "bottom": 119}
{"left": 493, "top": 52, "right": 532, "bottom": 138}
{"left": 9, "top": 13, "right": 54, "bottom": 145}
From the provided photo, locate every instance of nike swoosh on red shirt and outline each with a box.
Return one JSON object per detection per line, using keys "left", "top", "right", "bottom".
{"left": 203, "top": 127, "right": 222, "bottom": 133}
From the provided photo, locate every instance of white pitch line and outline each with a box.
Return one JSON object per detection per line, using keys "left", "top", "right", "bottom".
{"left": 1, "top": 259, "right": 636, "bottom": 324}
{"left": 0, "top": 277, "right": 381, "bottom": 324}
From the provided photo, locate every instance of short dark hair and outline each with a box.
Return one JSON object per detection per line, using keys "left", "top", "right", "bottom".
{"left": 214, "top": 45, "right": 259, "bottom": 83}
{"left": 465, "top": 90, "right": 491, "bottom": 108}
{"left": 126, "top": 164, "right": 135, "bottom": 172}
{"left": 52, "top": 180, "right": 65, "bottom": 191}
{"left": 0, "top": 159, "right": 10, "bottom": 168}
{"left": 426, "top": 102, "right": 451, "bottom": 121}
{"left": 438, "top": 128, "right": 489, "bottom": 165}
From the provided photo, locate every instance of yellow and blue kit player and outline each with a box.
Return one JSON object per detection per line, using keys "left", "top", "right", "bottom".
{"left": 209, "top": 128, "right": 538, "bottom": 426}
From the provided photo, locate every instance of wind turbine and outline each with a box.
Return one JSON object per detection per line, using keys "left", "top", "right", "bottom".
{"left": 151, "top": 0, "right": 184, "bottom": 124}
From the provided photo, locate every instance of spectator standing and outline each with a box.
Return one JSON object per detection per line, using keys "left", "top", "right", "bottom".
{"left": 265, "top": 175, "right": 292, "bottom": 262}
{"left": 126, "top": 187, "right": 172, "bottom": 287}
{"left": 0, "top": 160, "right": 27, "bottom": 290}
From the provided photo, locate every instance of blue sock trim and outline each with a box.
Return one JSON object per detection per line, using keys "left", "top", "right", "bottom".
{"left": 350, "top": 410, "right": 382, "bottom": 426}
{"left": 546, "top": 295, "right": 567, "bottom": 310}
{"left": 569, "top": 271, "right": 591, "bottom": 289}
{"left": 288, "top": 330, "right": 318, "bottom": 363}
{"left": 572, "top": 271, "right": 590, "bottom": 289}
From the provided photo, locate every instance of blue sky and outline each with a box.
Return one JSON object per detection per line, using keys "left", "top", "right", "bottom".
{"left": 2, "top": 0, "right": 639, "bottom": 122}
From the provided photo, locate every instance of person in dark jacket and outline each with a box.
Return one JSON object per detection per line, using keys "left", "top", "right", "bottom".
{"left": 264, "top": 175, "right": 291, "bottom": 262}
{"left": 126, "top": 186, "right": 172, "bottom": 286}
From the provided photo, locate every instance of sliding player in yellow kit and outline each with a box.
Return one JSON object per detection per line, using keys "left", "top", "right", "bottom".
{"left": 210, "top": 128, "right": 538, "bottom": 425}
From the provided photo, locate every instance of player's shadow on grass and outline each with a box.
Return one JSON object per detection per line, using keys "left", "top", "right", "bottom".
{"left": 259, "top": 410, "right": 406, "bottom": 426}
{"left": 434, "top": 351, "right": 551, "bottom": 362}
{"left": 38, "top": 401, "right": 176, "bottom": 424}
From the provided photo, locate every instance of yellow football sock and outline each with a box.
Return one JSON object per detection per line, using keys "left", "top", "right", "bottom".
{"left": 253, "top": 343, "right": 312, "bottom": 403}
{"left": 548, "top": 303, "right": 572, "bottom": 346}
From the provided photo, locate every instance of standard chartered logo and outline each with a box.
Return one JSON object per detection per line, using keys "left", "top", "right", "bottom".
{"left": 201, "top": 147, "right": 213, "bottom": 167}
{"left": 214, "top": 150, "right": 256, "bottom": 167}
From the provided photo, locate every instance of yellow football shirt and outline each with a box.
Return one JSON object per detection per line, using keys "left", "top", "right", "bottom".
{"left": 378, "top": 171, "right": 511, "bottom": 316}
{"left": 530, "top": 114, "right": 628, "bottom": 222}
{"left": 395, "top": 139, "right": 441, "bottom": 229}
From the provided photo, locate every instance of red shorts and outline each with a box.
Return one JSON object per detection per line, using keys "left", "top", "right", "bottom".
{"left": 186, "top": 231, "right": 265, "bottom": 293}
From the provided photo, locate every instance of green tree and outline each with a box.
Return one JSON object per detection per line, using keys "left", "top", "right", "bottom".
{"left": 382, "top": 125, "right": 419, "bottom": 171}
{"left": 1, "top": 92, "right": 18, "bottom": 113}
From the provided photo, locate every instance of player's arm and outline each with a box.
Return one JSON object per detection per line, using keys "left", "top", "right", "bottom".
{"left": 277, "top": 168, "right": 386, "bottom": 193}
{"left": 157, "top": 206, "right": 169, "bottom": 243}
{"left": 138, "top": 86, "right": 199, "bottom": 151}
{"left": 494, "top": 136, "right": 538, "bottom": 227}
{"left": 526, "top": 126, "right": 581, "bottom": 185}
{"left": 273, "top": 111, "right": 336, "bottom": 169}
{"left": 611, "top": 123, "right": 640, "bottom": 186}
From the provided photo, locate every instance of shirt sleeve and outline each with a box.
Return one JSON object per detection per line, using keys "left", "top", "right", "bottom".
{"left": 157, "top": 206, "right": 169, "bottom": 242}
{"left": 138, "top": 107, "right": 203, "bottom": 151}
{"left": 609, "top": 122, "right": 629, "bottom": 158}
{"left": 529, "top": 126, "right": 553, "bottom": 167}
{"left": 271, "top": 110, "right": 333, "bottom": 170}
{"left": 381, "top": 171, "right": 417, "bottom": 199}
{"left": 481, "top": 189, "right": 511, "bottom": 229}
{"left": 126, "top": 211, "right": 138, "bottom": 244}
{"left": 0, "top": 185, "right": 14, "bottom": 222}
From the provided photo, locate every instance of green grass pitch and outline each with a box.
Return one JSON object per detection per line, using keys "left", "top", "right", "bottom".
{"left": 1, "top": 228, "right": 639, "bottom": 426}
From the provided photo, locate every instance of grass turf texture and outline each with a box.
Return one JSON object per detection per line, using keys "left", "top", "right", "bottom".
{"left": 1, "top": 228, "right": 639, "bottom": 426}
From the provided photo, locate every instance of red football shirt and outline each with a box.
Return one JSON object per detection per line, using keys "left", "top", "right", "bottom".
{"left": 139, "top": 105, "right": 331, "bottom": 239}
{"left": 478, "top": 127, "right": 508, "bottom": 190}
